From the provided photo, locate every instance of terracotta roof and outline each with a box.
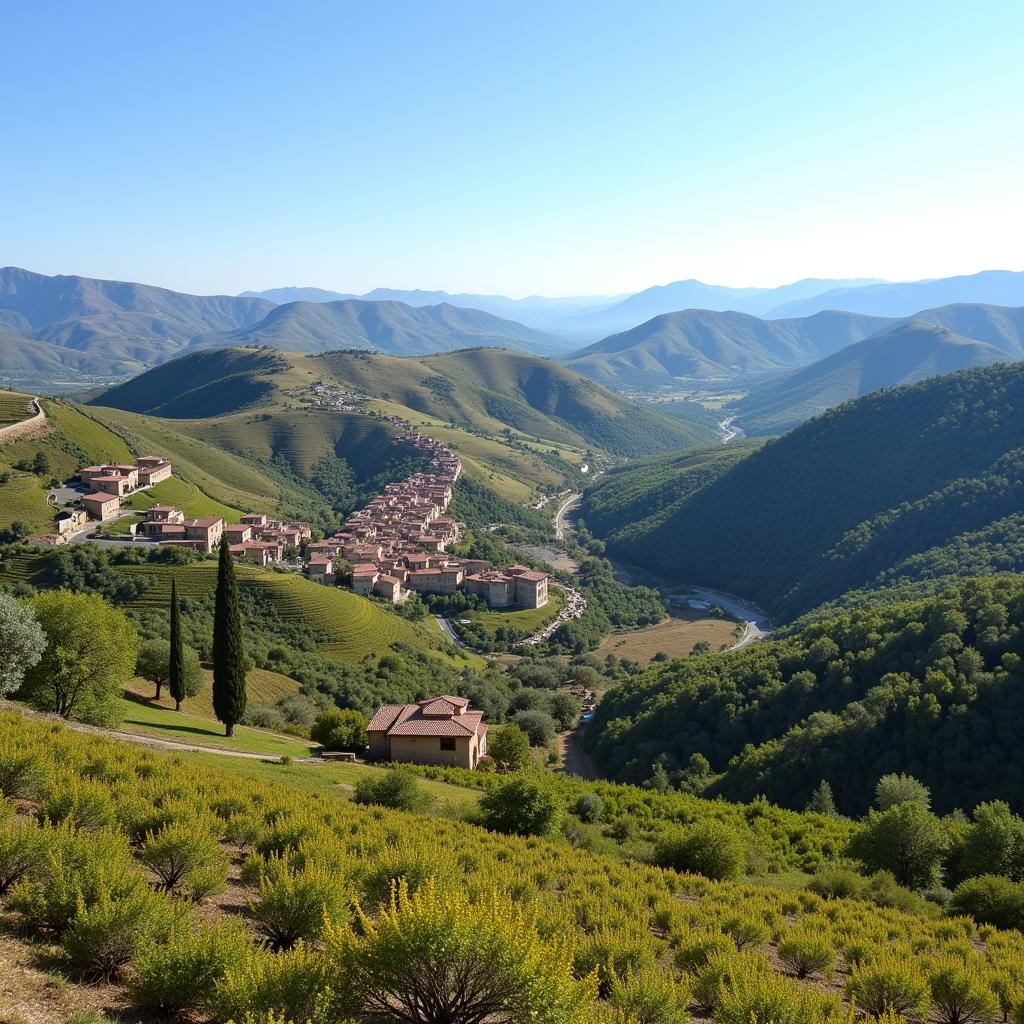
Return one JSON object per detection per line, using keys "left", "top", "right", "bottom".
{"left": 81, "top": 492, "right": 118, "bottom": 504}
{"left": 367, "top": 696, "right": 482, "bottom": 738}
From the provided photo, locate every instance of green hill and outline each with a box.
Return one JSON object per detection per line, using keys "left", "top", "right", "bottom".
{"left": 565, "top": 309, "right": 892, "bottom": 385}
{"left": 735, "top": 321, "right": 1013, "bottom": 434}
{"left": 587, "top": 573, "right": 1024, "bottom": 814}
{"left": 583, "top": 363, "right": 1024, "bottom": 620}
{"left": 92, "top": 345, "right": 706, "bottom": 458}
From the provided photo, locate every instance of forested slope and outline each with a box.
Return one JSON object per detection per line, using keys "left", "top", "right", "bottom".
{"left": 587, "top": 574, "right": 1024, "bottom": 814}
{"left": 584, "top": 364, "right": 1024, "bottom": 619}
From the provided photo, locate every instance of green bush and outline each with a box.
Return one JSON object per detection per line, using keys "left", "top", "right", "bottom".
{"left": 326, "top": 879, "right": 594, "bottom": 1023}
{"left": 692, "top": 949, "right": 772, "bottom": 1012}
{"left": 127, "top": 917, "right": 255, "bottom": 1012}
{"left": 609, "top": 966, "right": 690, "bottom": 1024}
{"left": 310, "top": 708, "right": 367, "bottom": 752}
{"left": 140, "top": 822, "right": 227, "bottom": 898}
{"left": 777, "top": 928, "right": 836, "bottom": 979}
{"left": 845, "top": 953, "right": 931, "bottom": 1017}
{"left": 212, "top": 944, "right": 332, "bottom": 1024}
{"left": 722, "top": 912, "right": 771, "bottom": 950}
{"left": 927, "top": 954, "right": 999, "bottom": 1024}
{"left": 807, "top": 868, "right": 865, "bottom": 900}
{"left": 479, "top": 774, "right": 561, "bottom": 837}
{"left": 0, "top": 747, "right": 48, "bottom": 799}
{"left": 487, "top": 723, "right": 532, "bottom": 770}
{"left": 671, "top": 929, "right": 735, "bottom": 973}
{"left": 949, "top": 875, "right": 1024, "bottom": 930}
{"left": 62, "top": 879, "right": 174, "bottom": 978}
{"left": 848, "top": 801, "right": 948, "bottom": 890}
{"left": 0, "top": 816, "right": 43, "bottom": 895}
{"left": 352, "top": 768, "right": 427, "bottom": 812}
{"left": 653, "top": 820, "right": 747, "bottom": 880}
{"left": 575, "top": 792, "right": 604, "bottom": 823}
{"left": 249, "top": 860, "right": 350, "bottom": 949}
{"left": 717, "top": 969, "right": 850, "bottom": 1024}
{"left": 37, "top": 778, "right": 117, "bottom": 831}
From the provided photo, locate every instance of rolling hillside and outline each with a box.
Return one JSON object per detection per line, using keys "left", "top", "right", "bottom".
{"left": 734, "top": 320, "right": 1013, "bottom": 434}
{"left": 583, "top": 363, "right": 1024, "bottom": 620}
{"left": 93, "top": 346, "right": 706, "bottom": 458}
{"left": 565, "top": 309, "right": 893, "bottom": 384}
{"left": 188, "top": 299, "right": 566, "bottom": 357}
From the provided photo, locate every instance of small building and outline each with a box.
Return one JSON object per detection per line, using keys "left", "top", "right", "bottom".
{"left": 373, "top": 574, "right": 403, "bottom": 602}
{"left": 56, "top": 508, "right": 88, "bottom": 534}
{"left": 91, "top": 473, "right": 136, "bottom": 497}
{"left": 350, "top": 563, "right": 380, "bottom": 595}
{"left": 80, "top": 492, "right": 121, "bottom": 521}
{"left": 367, "top": 696, "right": 488, "bottom": 769}
{"left": 135, "top": 456, "right": 172, "bottom": 485}
{"left": 406, "top": 566, "right": 463, "bottom": 595}
{"left": 181, "top": 516, "right": 224, "bottom": 553}
{"left": 230, "top": 541, "right": 275, "bottom": 566}
{"left": 305, "top": 554, "right": 335, "bottom": 581}
{"left": 225, "top": 523, "right": 253, "bottom": 545}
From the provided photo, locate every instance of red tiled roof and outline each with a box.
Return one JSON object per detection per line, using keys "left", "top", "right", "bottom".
{"left": 367, "top": 696, "right": 482, "bottom": 738}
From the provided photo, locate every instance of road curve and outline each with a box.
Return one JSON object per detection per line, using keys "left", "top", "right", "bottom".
{"left": 554, "top": 492, "right": 581, "bottom": 540}
{"left": 0, "top": 397, "right": 46, "bottom": 443}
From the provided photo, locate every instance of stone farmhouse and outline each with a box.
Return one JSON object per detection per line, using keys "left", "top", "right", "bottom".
{"left": 137, "top": 505, "right": 310, "bottom": 559}
{"left": 324, "top": 432, "right": 549, "bottom": 608}
{"left": 367, "top": 695, "right": 488, "bottom": 769}
{"left": 77, "top": 455, "right": 174, "bottom": 520}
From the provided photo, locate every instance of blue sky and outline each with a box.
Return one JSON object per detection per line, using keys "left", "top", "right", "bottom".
{"left": 3, "top": 1, "right": 1023, "bottom": 296}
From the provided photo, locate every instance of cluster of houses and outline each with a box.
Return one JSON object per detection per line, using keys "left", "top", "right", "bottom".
{"left": 77, "top": 456, "right": 174, "bottom": 521}
{"left": 138, "top": 507, "right": 312, "bottom": 559}
{"left": 304, "top": 432, "right": 550, "bottom": 608}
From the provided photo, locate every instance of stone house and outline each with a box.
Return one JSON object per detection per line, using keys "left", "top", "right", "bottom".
{"left": 367, "top": 696, "right": 488, "bottom": 769}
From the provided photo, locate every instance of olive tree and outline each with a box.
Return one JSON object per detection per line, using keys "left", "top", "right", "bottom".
{"left": 0, "top": 592, "right": 45, "bottom": 697}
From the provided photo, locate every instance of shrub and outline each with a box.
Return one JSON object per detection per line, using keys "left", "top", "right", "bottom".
{"left": 249, "top": 860, "right": 350, "bottom": 949}
{"left": 574, "top": 923, "right": 659, "bottom": 999}
{"left": 693, "top": 949, "right": 772, "bottom": 1012}
{"left": 0, "top": 747, "right": 48, "bottom": 799}
{"left": 575, "top": 792, "right": 604, "bottom": 823}
{"left": 37, "top": 779, "right": 117, "bottom": 831}
{"left": 777, "top": 929, "right": 836, "bottom": 979}
{"left": 717, "top": 969, "right": 852, "bottom": 1024}
{"left": 325, "top": 879, "right": 595, "bottom": 1023}
{"left": 487, "top": 723, "right": 532, "bottom": 770}
{"left": 140, "top": 823, "right": 228, "bottom": 898}
{"left": 722, "top": 912, "right": 771, "bottom": 950}
{"left": 511, "top": 709, "right": 558, "bottom": 747}
{"left": 128, "top": 917, "right": 255, "bottom": 1012}
{"left": 845, "top": 953, "right": 931, "bottom": 1017}
{"left": 653, "top": 819, "right": 747, "bottom": 880}
{"left": 62, "top": 879, "right": 174, "bottom": 978}
{"left": 479, "top": 774, "right": 561, "bottom": 837}
{"left": 353, "top": 768, "right": 427, "bottom": 812}
{"left": 212, "top": 944, "right": 333, "bottom": 1024}
{"left": 0, "top": 816, "right": 43, "bottom": 895}
{"left": 609, "top": 966, "right": 690, "bottom": 1024}
{"left": 950, "top": 875, "right": 1024, "bottom": 930}
{"left": 808, "top": 868, "right": 865, "bottom": 900}
{"left": 671, "top": 929, "right": 735, "bottom": 973}
{"left": 310, "top": 708, "right": 367, "bottom": 752}
{"left": 927, "top": 954, "right": 999, "bottom": 1024}
{"left": 8, "top": 825, "right": 143, "bottom": 934}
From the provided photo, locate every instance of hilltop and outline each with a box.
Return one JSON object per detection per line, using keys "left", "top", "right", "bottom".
{"left": 581, "top": 363, "right": 1024, "bottom": 620}
{"left": 93, "top": 346, "right": 706, "bottom": 459}
{"left": 734, "top": 320, "right": 1013, "bottom": 434}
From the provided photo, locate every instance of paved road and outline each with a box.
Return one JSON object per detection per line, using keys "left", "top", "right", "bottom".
{"left": 685, "top": 585, "right": 772, "bottom": 648}
{"left": 434, "top": 614, "right": 469, "bottom": 648}
{"left": 554, "top": 492, "right": 581, "bottom": 540}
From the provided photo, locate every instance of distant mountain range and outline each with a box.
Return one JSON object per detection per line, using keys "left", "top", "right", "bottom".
{"left": 189, "top": 299, "right": 565, "bottom": 357}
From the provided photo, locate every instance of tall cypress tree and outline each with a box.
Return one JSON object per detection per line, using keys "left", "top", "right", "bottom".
{"left": 167, "top": 576, "right": 186, "bottom": 711}
{"left": 212, "top": 534, "right": 246, "bottom": 736}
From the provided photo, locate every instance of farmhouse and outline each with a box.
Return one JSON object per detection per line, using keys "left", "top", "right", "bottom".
{"left": 367, "top": 695, "right": 488, "bottom": 769}
{"left": 80, "top": 492, "right": 121, "bottom": 521}
{"left": 304, "top": 553, "right": 335, "bottom": 581}
{"left": 80, "top": 456, "right": 173, "bottom": 495}
{"left": 464, "top": 564, "right": 549, "bottom": 610}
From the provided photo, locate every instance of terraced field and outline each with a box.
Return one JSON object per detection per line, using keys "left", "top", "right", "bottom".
{"left": 111, "top": 562, "right": 461, "bottom": 665}
{"left": 0, "top": 389, "right": 33, "bottom": 426}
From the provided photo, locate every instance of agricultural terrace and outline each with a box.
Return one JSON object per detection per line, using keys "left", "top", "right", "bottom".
{"left": 2, "top": 713, "right": 1023, "bottom": 1024}
{"left": 0, "top": 389, "right": 34, "bottom": 426}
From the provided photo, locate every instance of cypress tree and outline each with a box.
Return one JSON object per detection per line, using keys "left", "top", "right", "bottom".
{"left": 212, "top": 534, "right": 246, "bottom": 736}
{"left": 167, "top": 577, "right": 186, "bottom": 711}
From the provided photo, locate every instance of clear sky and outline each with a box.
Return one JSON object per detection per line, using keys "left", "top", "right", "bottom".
{"left": 3, "top": 1, "right": 1023, "bottom": 297}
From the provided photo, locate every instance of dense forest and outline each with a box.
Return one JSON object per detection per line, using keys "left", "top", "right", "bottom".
{"left": 581, "top": 364, "right": 1024, "bottom": 621}
{"left": 586, "top": 575, "right": 1024, "bottom": 815}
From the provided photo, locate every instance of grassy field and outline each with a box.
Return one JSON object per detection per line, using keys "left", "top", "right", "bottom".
{"left": 459, "top": 587, "right": 566, "bottom": 642}
{"left": 124, "top": 665, "right": 299, "bottom": 718}
{"left": 0, "top": 389, "right": 34, "bottom": 426}
{"left": 179, "top": 748, "right": 482, "bottom": 818}
{"left": 121, "top": 475, "right": 244, "bottom": 522}
{"left": 596, "top": 607, "right": 741, "bottom": 662}
{"left": 115, "top": 692, "right": 313, "bottom": 757}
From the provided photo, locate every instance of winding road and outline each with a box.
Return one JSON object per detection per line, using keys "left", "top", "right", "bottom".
{"left": 554, "top": 492, "right": 580, "bottom": 540}
{"left": 684, "top": 585, "right": 772, "bottom": 648}
{"left": 718, "top": 415, "right": 741, "bottom": 443}
{"left": 0, "top": 397, "right": 45, "bottom": 443}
